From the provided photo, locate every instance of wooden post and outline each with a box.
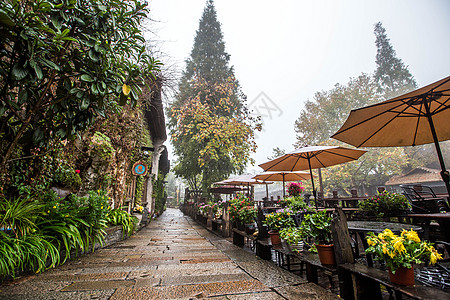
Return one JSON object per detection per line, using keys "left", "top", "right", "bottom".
{"left": 222, "top": 201, "right": 231, "bottom": 237}
{"left": 331, "top": 206, "right": 354, "bottom": 265}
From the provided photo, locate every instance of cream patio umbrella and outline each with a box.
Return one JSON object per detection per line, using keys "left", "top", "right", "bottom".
{"left": 331, "top": 76, "right": 450, "bottom": 196}
{"left": 258, "top": 145, "right": 367, "bottom": 208}
{"left": 253, "top": 171, "right": 314, "bottom": 198}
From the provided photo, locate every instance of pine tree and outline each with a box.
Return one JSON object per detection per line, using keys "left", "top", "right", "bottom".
{"left": 183, "top": 0, "right": 233, "bottom": 83}
{"left": 374, "top": 22, "right": 417, "bottom": 98}
{"left": 169, "top": 0, "right": 259, "bottom": 194}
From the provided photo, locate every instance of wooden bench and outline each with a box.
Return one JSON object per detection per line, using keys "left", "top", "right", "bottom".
{"left": 270, "top": 243, "right": 337, "bottom": 288}
{"left": 293, "top": 251, "right": 337, "bottom": 288}
{"left": 339, "top": 263, "right": 450, "bottom": 300}
{"left": 232, "top": 228, "right": 255, "bottom": 248}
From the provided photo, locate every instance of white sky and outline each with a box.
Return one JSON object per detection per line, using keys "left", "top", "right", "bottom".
{"left": 147, "top": 0, "right": 450, "bottom": 174}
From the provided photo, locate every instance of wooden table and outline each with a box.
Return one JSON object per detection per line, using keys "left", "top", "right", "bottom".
{"left": 339, "top": 263, "right": 450, "bottom": 300}
{"left": 406, "top": 212, "right": 450, "bottom": 254}
{"left": 347, "top": 221, "right": 423, "bottom": 267}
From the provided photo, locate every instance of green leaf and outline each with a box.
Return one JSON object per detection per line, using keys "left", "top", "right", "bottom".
{"left": 80, "top": 74, "right": 94, "bottom": 82}
{"left": 61, "top": 36, "right": 77, "bottom": 42}
{"left": 38, "top": 58, "right": 60, "bottom": 71}
{"left": 51, "top": 16, "right": 62, "bottom": 30}
{"left": 0, "top": 9, "right": 15, "bottom": 27}
{"left": 32, "top": 128, "right": 44, "bottom": 144}
{"left": 18, "top": 89, "right": 28, "bottom": 104}
{"left": 12, "top": 63, "right": 28, "bottom": 80}
{"left": 91, "top": 83, "right": 98, "bottom": 94}
{"left": 34, "top": 64, "right": 43, "bottom": 80}
{"left": 89, "top": 49, "right": 100, "bottom": 62}
{"left": 81, "top": 98, "right": 89, "bottom": 110}
{"left": 60, "top": 28, "right": 70, "bottom": 38}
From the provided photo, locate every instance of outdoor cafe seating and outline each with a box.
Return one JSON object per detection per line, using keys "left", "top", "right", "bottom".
{"left": 400, "top": 184, "right": 450, "bottom": 213}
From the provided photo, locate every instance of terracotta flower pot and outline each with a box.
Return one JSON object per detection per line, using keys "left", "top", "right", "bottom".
{"left": 315, "top": 244, "right": 336, "bottom": 266}
{"left": 268, "top": 230, "right": 281, "bottom": 245}
{"left": 389, "top": 266, "right": 415, "bottom": 286}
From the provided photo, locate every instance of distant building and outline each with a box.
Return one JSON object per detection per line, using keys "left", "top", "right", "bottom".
{"left": 385, "top": 167, "right": 446, "bottom": 194}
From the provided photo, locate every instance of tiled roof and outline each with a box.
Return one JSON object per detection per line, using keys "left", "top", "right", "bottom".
{"left": 385, "top": 167, "right": 442, "bottom": 185}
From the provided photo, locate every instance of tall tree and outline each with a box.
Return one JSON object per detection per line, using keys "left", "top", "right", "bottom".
{"left": 294, "top": 74, "right": 377, "bottom": 147}
{"left": 294, "top": 74, "right": 409, "bottom": 195}
{"left": 169, "top": 0, "right": 259, "bottom": 194}
{"left": 374, "top": 22, "right": 417, "bottom": 98}
{"left": 183, "top": 0, "right": 233, "bottom": 83}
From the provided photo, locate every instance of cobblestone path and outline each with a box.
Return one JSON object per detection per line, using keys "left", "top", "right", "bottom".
{"left": 0, "top": 208, "right": 338, "bottom": 299}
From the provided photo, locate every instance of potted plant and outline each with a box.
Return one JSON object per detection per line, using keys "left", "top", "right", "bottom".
{"left": 286, "top": 182, "right": 305, "bottom": 197}
{"left": 284, "top": 196, "right": 315, "bottom": 226}
{"left": 299, "top": 210, "right": 335, "bottom": 265}
{"left": 238, "top": 206, "right": 257, "bottom": 234}
{"left": 358, "top": 191, "right": 411, "bottom": 220}
{"left": 365, "top": 228, "right": 443, "bottom": 286}
{"left": 228, "top": 193, "right": 252, "bottom": 230}
{"left": 264, "top": 208, "right": 296, "bottom": 245}
{"left": 279, "top": 227, "right": 304, "bottom": 253}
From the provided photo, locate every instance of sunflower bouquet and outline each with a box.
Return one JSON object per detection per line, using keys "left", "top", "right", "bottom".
{"left": 365, "top": 228, "right": 443, "bottom": 273}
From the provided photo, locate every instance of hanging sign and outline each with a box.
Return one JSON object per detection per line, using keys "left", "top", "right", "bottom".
{"left": 132, "top": 161, "right": 148, "bottom": 176}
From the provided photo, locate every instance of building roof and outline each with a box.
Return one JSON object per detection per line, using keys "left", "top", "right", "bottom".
{"left": 385, "top": 167, "right": 442, "bottom": 185}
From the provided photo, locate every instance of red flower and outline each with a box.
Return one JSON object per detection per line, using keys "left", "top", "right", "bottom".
{"left": 75, "top": 169, "right": 81, "bottom": 174}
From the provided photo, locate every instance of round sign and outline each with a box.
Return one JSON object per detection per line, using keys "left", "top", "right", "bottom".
{"left": 132, "top": 161, "right": 148, "bottom": 176}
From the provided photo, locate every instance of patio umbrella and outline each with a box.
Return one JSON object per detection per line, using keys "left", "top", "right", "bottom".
{"left": 258, "top": 145, "right": 367, "bottom": 208}
{"left": 252, "top": 171, "right": 314, "bottom": 198}
{"left": 214, "top": 175, "right": 267, "bottom": 199}
{"left": 331, "top": 76, "right": 450, "bottom": 196}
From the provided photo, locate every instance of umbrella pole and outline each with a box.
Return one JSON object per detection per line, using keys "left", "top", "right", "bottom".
{"left": 266, "top": 184, "right": 269, "bottom": 199}
{"left": 424, "top": 100, "right": 450, "bottom": 196}
{"left": 308, "top": 158, "right": 318, "bottom": 209}
{"left": 282, "top": 173, "right": 285, "bottom": 198}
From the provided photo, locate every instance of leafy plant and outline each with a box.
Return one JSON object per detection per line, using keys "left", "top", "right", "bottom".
{"left": 279, "top": 227, "right": 303, "bottom": 249}
{"left": 197, "top": 202, "right": 210, "bottom": 215}
{"left": 238, "top": 206, "right": 257, "bottom": 224}
{"left": 0, "top": 0, "right": 161, "bottom": 170}
{"left": 0, "top": 196, "right": 60, "bottom": 278}
{"left": 358, "top": 190, "right": 411, "bottom": 218}
{"left": 0, "top": 196, "right": 42, "bottom": 238}
{"left": 264, "top": 208, "right": 296, "bottom": 231}
{"left": 299, "top": 210, "right": 333, "bottom": 245}
{"left": 366, "top": 228, "right": 442, "bottom": 273}
{"left": 53, "top": 166, "right": 82, "bottom": 190}
{"left": 0, "top": 231, "right": 59, "bottom": 279}
{"left": 228, "top": 193, "right": 252, "bottom": 221}
{"left": 106, "top": 208, "right": 137, "bottom": 237}
{"left": 284, "top": 196, "right": 315, "bottom": 213}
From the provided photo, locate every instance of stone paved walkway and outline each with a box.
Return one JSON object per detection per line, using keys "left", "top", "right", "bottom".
{"left": 0, "top": 208, "right": 339, "bottom": 299}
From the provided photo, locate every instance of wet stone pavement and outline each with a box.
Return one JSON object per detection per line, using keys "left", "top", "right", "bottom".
{"left": 0, "top": 208, "right": 339, "bottom": 299}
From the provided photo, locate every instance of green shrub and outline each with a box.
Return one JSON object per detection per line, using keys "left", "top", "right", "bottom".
{"left": 0, "top": 231, "right": 59, "bottom": 279}
{"left": 0, "top": 197, "right": 59, "bottom": 278}
{"left": 358, "top": 190, "right": 411, "bottom": 218}
{"left": 53, "top": 166, "right": 82, "bottom": 190}
{"left": 107, "top": 208, "right": 138, "bottom": 237}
